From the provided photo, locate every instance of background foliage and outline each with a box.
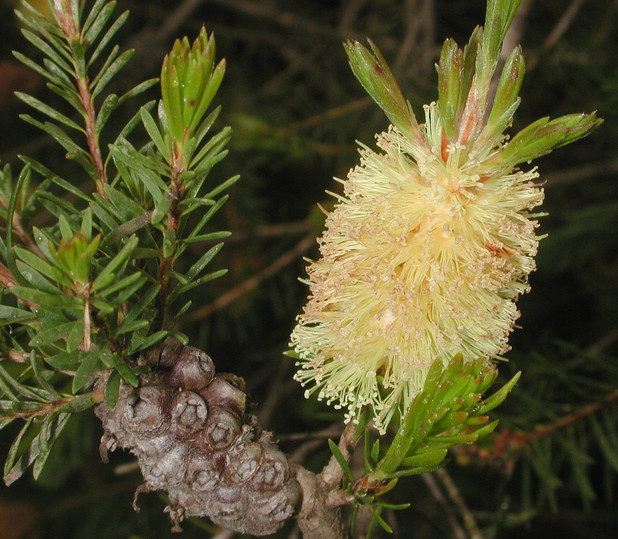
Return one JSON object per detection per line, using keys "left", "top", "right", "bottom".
{"left": 0, "top": 0, "right": 616, "bottom": 537}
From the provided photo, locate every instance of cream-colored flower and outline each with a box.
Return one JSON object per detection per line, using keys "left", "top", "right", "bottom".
{"left": 290, "top": 101, "right": 543, "bottom": 433}
{"left": 290, "top": 0, "right": 600, "bottom": 433}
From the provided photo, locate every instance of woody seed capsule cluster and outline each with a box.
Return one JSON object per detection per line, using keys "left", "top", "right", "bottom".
{"left": 95, "top": 340, "right": 300, "bottom": 535}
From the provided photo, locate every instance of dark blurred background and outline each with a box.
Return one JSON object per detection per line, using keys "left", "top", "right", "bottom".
{"left": 0, "top": 0, "right": 616, "bottom": 537}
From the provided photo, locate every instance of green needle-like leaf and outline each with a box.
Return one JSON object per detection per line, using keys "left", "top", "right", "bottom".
{"left": 83, "top": 1, "right": 116, "bottom": 45}
{"left": 96, "top": 93, "right": 119, "bottom": 134}
{"left": 141, "top": 108, "right": 171, "bottom": 162}
{"left": 328, "top": 439, "right": 354, "bottom": 482}
{"left": 483, "top": 46, "right": 525, "bottom": 142}
{"left": 344, "top": 39, "right": 420, "bottom": 140}
{"left": 72, "top": 351, "right": 104, "bottom": 393}
{"left": 92, "top": 49, "right": 135, "bottom": 97}
{"left": 437, "top": 38, "right": 464, "bottom": 141}
{"left": 88, "top": 9, "right": 130, "bottom": 66}
{"left": 91, "top": 235, "right": 138, "bottom": 292}
{"left": 15, "top": 92, "right": 84, "bottom": 132}
{"left": 473, "top": 371, "right": 521, "bottom": 415}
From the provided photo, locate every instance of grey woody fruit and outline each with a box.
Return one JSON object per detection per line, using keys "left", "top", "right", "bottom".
{"left": 95, "top": 341, "right": 301, "bottom": 536}
{"left": 121, "top": 386, "right": 168, "bottom": 436}
{"left": 171, "top": 391, "right": 208, "bottom": 437}
{"left": 165, "top": 348, "right": 215, "bottom": 390}
{"left": 185, "top": 456, "right": 221, "bottom": 491}
{"left": 142, "top": 442, "right": 188, "bottom": 489}
{"left": 200, "top": 375, "right": 246, "bottom": 415}
{"left": 202, "top": 406, "right": 242, "bottom": 450}
{"left": 226, "top": 443, "right": 263, "bottom": 483}
{"left": 253, "top": 447, "right": 290, "bottom": 491}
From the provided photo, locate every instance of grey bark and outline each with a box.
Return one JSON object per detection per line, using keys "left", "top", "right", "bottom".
{"left": 94, "top": 339, "right": 347, "bottom": 536}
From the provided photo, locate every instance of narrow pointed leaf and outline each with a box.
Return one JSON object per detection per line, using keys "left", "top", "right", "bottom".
{"left": 199, "top": 174, "right": 240, "bottom": 201}
{"left": 92, "top": 48, "right": 135, "bottom": 97}
{"left": 140, "top": 107, "right": 170, "bottom": 161}
{"left": 96, "top": 271, "right": 143, "bottom": 298}
{"left": 111, "top": 354, "right": 139, "bottom": 387}
{"left": 344, "top": 39, "right": 420, "bottom": 139}
{"left": 185, "top": 243, "right": 224, "bottom": 281}
{"left": 96, "top": 93, "right": 119, "bottom": 134}
{"left": 117, "top": 78, "right": 159, "bottom": 105}
{"left": 18, "top": 29, "right": 73, "bottom": 72}
{"left": 483, "top": 46, "right": 525, "bottom": 140}
{"left": 328, "top": 439, "right": 354, "bottom": 481}
{"left": 473, "top": 372, "right": 521, "bottom": 415}
{"left": 368, "top": 505, "right": 392, "bottom": 534}
{"left": 124, "top": 285, "right": 159, "bottom": 324}
{"left": 173, "top": 269, "right": 228, "bottom": 297}
{"left": 3, "top": 418, "right": 34, "bottom": 485}
{"left": 89, "top": 10, "right": 130, "bottom": 66}
{"left": 83, "top": 1, "right": 116, "bottom": 45}
{"left": 15, "top": 92, "right": 83, "bottom": 132}
{"left": 91, "top": 235, "right": 138, "bottom": 292}
{"left": 105, "top": 370, "right": 121, "bottom": 409}
{"left": 15, "top": 260, "right": 64, "bottom": 293}
{"left": 129, "top": 330, "right": 168, "bottom": 354}
{"left": 72, "top": 351, "right": 104, "bottom": 393}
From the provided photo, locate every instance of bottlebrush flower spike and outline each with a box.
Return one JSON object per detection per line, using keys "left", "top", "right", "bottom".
{"left": 290, "top": 0, "right": 601, "bottom": 434}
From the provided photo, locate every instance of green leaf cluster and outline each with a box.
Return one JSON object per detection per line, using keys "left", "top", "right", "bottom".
{"left": 160, "top": 26, "right": 226, "bottom": 159}
{"left": 367, "top": 357, "right": 519, "bottom": 482}
{"left": 0, "top": 0, "right": 234, "bottom": 484}
{"left": 0, "top": 350, "right": 96, "bottom": 486}
{"left": 329, "top": 357, "right": 520, "bottom": 536}
{"left": 345, "top": 0, "right": 601, "bottom": 169}
{"left": 13, "top": 0, "right": 157, "bottom": 188}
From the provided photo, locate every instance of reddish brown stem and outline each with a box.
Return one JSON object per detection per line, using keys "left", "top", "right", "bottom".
{"left": 0, "top": 195, "right": 44, "bottom": 258}
{"left": 154, "top": 144, "right": 186, "bottom": 333}
{"left": 55, "top": 0, "right": 108, "bottom": 197}
{"left": 3, "top": 389, "right": 104, "bottom": 420}
{"left": 11, "top": 214, "right": 43, "bottom": 257}
{"left": 76, "top": 76, "right": 108, "bottom": 195}
{"left": 469, "top": 389, "right": 618, "bottom": 464}
{"left": 0, "top": 262, "right": 18, "bottom": 289}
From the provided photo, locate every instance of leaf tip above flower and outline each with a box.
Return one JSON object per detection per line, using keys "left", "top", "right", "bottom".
{"left": 344, "top": 39, "right": 421, "bottom": 141}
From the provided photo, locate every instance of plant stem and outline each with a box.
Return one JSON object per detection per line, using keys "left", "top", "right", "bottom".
{"left": 55, "top": 0, "right": 108, "bottom": 196}
{"left": 528, "top": 389, "right": 618, "bottom": 444}
{"left": 154, "top": 144, "right": 186, "bottom": 333}
{"left": 321, "top": 421, "right": 362, "bottom": 488}
{"left": 3, "top": 389, "right": 104, "bottom": 420}
{"left": 76, "top": 76, "right": 108, "bottom": 195}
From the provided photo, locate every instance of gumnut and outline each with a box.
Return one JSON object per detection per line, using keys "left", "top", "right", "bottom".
{"left": 225, "top": 443, "right": 263, "bottom": 484}
{"left": 198, "top": 406, "right": 242, "bottom": 450}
